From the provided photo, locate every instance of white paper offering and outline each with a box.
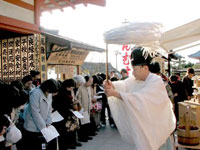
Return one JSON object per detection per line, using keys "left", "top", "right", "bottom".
{"left": 52, "top": 111, "right": 64, "bottom": 123}
{"left": 71, "top": 111, "right": 84, "bottom": 118}
{"left": 0, "top": 135, "right": 4, "bottom": 142}
{"left": 94, "top": 95, "right": 102, "bottom": 99}
{"left": 80, "top": 111, "right": 90, "bottom": 125}
{"left": 41, "top": 125, "right": 59, "bottom": 143}
{"left": 97, "top": 91, "right": 104, "bottom": 94}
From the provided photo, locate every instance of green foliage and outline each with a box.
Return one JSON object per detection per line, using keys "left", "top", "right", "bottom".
{"left": 178, "top": 62, "right": 194, "bottom": 69}
{"left": 193, "top": 63, "right": 200, "bottom": 69}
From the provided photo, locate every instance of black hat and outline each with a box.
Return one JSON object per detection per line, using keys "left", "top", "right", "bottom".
{"left": 131, "top": 47, "right": 153, "bottom": 66}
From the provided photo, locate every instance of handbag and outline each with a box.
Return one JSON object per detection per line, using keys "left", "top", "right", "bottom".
{"left": 4, "top": 115, "right": 22, "bottom": 144}
{"left": 92, "top": 101, "right": 102, "bottom": 112}
{"left": 65, "top": 114, "right": 79, "bottom": 132}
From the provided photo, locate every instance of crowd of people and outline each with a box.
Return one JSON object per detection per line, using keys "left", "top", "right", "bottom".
{"left": 0, "top": 49, "right": 195, "bottom": 150}
{"left": 0, "top": 70, "right": 121, "bottom": 150}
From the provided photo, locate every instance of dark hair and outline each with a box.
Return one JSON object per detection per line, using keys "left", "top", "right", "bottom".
{"left": 187, "top": 68, "right": 195, "bottom": 74}
{"left": 11, "top": 80, "right": 23, "bottom": 91}
{"left": 99, "top": 73, "right": 106, "bottom": 81}
{"left": 30, "top": 70, "right": 40, "bottom": 77}
{"left": 120, "top": 69, "right": 127, "bottom": 74}
{"left": 60, "top": 79, "right": 75, "bottom": 94}
{"left": 0, "top": 83, "right": 27, "bottom": 111}
{"left": 175, "top": 73, "right": 180, "bottom": 76}
{"left": 57, "top": 80, "right": 62, "bottom": 90}
{"left": 111, "top": 77, "right": 118, "bottom": 81}
{"left": 62, "top": 79, "right": 76, "bottom": 88}
{"left": 92, "top": 75, "right": 99, "bottom": 85}
{"left": 22, "top": 75, "right": 32, "bottom": 84}
{"left": 97, "top": 76, "right": 103, "bottom": 85}
{"left": 170, "top": 75, "right": 178, "bottom": 82}
{"left": 40, "top": 79, "right": 58, "bottom": 93}
{"left": 84, "top": 75, "right": 91, "bottom": 82}
{"left": 149, "top": 62, "right": 160, "bottom": 73}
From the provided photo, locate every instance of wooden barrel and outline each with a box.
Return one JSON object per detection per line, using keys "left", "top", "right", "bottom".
{"left": 177, "top": 126, "right": 200, "bottom": 145}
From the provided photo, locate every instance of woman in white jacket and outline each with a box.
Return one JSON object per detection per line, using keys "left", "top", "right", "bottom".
{"left": 23, "top": 79, "right": 58, "bottom": 150}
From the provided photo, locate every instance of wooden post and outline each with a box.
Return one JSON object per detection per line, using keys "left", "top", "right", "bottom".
{"left": 168, "top": 54, "right": 171, "bottom": 77}
{"left": 106, "top": 44, "right": 109, "bottom": 81}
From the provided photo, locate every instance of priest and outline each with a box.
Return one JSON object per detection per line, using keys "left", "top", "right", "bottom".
{"left": 104, "top": 46, "right": 176, "bottom": 150}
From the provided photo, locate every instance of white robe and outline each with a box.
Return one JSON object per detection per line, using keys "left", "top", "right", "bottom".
{"left": 108, "top": 73, "right": 176, "bottom": 150}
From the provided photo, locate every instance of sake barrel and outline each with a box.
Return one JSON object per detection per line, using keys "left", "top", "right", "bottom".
{"left": 177, "top": 126, "right": 200, "bottom": 145}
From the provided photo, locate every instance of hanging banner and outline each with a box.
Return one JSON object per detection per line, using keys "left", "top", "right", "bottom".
{"left": 21, "top": 36, "right": 29, "bottom": 77}
{"left": 28, "top": 36, "right": 35, "bottom": 71}
{"left": 40, "top": 35, "right": 47, "bottom": 82}
{"left": 34, "top": 34, "right": 40, "bottom": 71}
{"left": 121, "top": 45, "right": 132, "bottom": 75}
{"left": 8, "top": 39, "right": 15, "bottom": 81}
{"left": 2, "top": 39, "right": 8, "bottom": 81}
{"left": 15, "top": 37, "right": 22, "bottom": 80}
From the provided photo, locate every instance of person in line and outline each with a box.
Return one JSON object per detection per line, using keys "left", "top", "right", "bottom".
{"left": 22, "top": 75, "right": 34, "bottom": 95}
{"left": 53, "top": 79, "right": 81, "bottom": 150}
{"left": 23, "top": 79, "right": 58, "bottom": 150}
{"left": 30, "top": 70, "right": 40, "bottom": 88}
{"left": 77, "top": 76, "right": 93, "bottom": 142}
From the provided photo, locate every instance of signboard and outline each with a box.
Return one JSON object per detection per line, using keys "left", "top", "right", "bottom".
{"left": 0, "top": 35, "right": 45, "bottom": 83}
{"left": 48, "top": 47, "right": 89, "bottom": 65}
{"left": 55, "top": 65, "right": 77, "bottom": 79}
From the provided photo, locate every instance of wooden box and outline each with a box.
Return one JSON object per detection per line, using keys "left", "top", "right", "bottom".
{"left": 179, "top": 101, "right": 200, "bottom": 128}
{"left": 194, "top": 80, "right": 200, "bottom": 87}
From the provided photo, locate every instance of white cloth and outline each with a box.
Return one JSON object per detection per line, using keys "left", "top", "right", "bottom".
{"left": 0, "top": 136, "right": 4, "bottom": 142}
{"left": 108, "top": 73, "right": 176, "bottom": 150}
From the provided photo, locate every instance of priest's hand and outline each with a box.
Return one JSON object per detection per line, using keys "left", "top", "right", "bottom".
{"left": 105, "top": 88, "right": 122, "bottom": 99}
{"left": 103, "top": 80, "right": 114, "bottom": 90}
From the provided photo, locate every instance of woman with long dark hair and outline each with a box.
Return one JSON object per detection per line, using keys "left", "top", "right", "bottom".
{"left": 53, "top": 79, "right": 80, "bottom": 150}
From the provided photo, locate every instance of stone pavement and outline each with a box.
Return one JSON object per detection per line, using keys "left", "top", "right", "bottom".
{"left": 75, "top": 126, "right": 187, "bottom": 150}
{"left": 76, "top": 126, "right": 135, "bottom": 150}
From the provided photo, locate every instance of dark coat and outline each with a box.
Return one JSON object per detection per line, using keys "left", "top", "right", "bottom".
{"left": 182, "top": 76, "right": 193, "bottom": 97}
